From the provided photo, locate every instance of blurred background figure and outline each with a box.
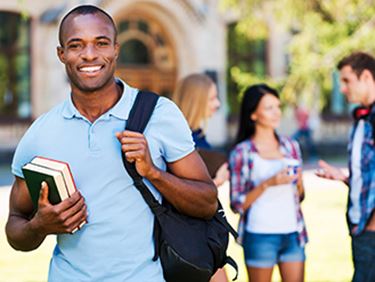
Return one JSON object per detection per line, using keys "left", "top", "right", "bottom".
{"left": 229, "top": 84, "right": 308, "bottom": 282}
{"left": 172, "top": 73, "right": 229, "bottom": 282}
{"left": 316, "top": 52, "right": 375, "bottom": 282}
{"left": 292, "top": 103, "right": 318, "bottom": 161}
{"left": 172, "top": 73, "right": 229, "bottom": 187}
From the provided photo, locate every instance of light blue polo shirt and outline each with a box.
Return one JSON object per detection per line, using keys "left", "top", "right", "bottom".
{"left": 12, "top": 79, "right": 195, "bottom": 282}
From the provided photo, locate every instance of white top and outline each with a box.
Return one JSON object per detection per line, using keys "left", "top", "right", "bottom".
{"left": 349, "top": 120, "right": 364, "bottom": 224}
{"left": 245, "top": 154, "right": 298, "bottom": 233}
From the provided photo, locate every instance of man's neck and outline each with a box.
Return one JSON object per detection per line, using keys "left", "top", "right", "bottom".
{"left": 362, "top": 83, "right": 375, "bottom": 107}
{"left": 71, "top": 80, "right": 122, "bottom": 123}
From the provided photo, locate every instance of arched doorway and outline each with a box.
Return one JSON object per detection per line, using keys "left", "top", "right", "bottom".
{"left": 115, "top": 15, "right": 177, "bottom": 97}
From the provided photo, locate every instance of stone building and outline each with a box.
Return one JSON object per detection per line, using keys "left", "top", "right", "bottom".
{"left": 0, "top": 0, "right": 232, "bottom": 149}
{"left": 0, "top": 0, "right": 350, "bottom": 155}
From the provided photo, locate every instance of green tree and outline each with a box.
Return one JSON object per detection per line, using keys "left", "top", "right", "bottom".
{"left": 223, "top": 0, "right": 375, "bottom": 113}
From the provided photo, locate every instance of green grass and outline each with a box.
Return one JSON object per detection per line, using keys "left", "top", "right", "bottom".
{"left": 0, "top": 230, "right": 54, "bottom": 282}
{"left": 0, "top": 170, "right": 352, "bottom": 281}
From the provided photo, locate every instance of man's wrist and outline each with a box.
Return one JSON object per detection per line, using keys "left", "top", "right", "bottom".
{"left": 28, "top": 216, "right": 46, "bottom": 238}
{"left": 265, "top": 177, "right": 274, "bottom": 189}
{"left": 146, "top": 166, "right": 162, "bottom": 181}
{"left": 260, "top": 180, "right": 270, "bottom": 192}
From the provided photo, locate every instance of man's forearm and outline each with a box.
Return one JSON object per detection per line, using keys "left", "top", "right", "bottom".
{"left": 6, "top": 214, "right": 46, "bottom": 251}
{"left": 147, "top": 169, "right": 218, "bottom": 219}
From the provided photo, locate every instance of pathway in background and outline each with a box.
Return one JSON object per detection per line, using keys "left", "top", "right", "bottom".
{"left": 0, "top": 164, "right": 12, "bottom": 186}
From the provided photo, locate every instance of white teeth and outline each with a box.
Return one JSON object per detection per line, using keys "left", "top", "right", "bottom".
{"left": 80, "top": 66, "right": 101, "bottom": 72}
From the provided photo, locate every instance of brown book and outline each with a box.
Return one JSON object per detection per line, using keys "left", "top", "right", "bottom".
{"left": 197, "top": 149, "right": 227, "bottom": 178}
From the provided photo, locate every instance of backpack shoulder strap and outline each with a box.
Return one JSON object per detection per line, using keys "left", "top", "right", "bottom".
{"left": 225, "top": 256, "right": 238, "bottom": 281}
{"left": 126, "top": 90, "right": 159, "bottom": 133}
{"left": 121, "top": 90, "right": 164, "bottom": 215}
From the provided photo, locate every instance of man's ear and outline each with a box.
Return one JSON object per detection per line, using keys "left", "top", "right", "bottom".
{"left": 57, "top": 46, "right": 65, "bottom": 63}
{"left": 360, "top": 69, "right": 373, "bottom": 83}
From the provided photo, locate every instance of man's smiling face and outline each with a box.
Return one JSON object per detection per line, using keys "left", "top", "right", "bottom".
{"left": 57, "top": 12, "right": 119, "bottom": 93}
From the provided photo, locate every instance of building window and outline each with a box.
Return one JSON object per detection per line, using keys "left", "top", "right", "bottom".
{"left": 322, "top": 70, "right": 351, "bottom": 119}
{"left": 117, "top": 17, "right": 174, "bottom": 69}
{"left": 0, "top": 11, "right": 31, "bottom": 120}
{"left": 115, "top": 16, "right": 176, "bottom": 96}
{"left": 119, "top": 40, "right": 150, "bottom": 65}
{"left": 227, "top": 23, "right": 267, "bottom": 114}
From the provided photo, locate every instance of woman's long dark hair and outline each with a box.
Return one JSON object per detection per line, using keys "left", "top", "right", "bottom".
{"left": 235, "top": 84, "right": 279, "bottom": 144}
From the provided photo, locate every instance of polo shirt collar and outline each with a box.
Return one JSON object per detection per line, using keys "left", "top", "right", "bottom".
{"left": 62, "top": 78, "right": 136, "bottom": 121}
{"left": 109, "top": 79, "right": 135, "bottom": 120}
{"left": 62, "top": 96, "right": 80, "bottom": 119}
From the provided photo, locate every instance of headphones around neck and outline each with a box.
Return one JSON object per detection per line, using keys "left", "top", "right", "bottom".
{"left": 352, "top": 104, "right": 375, "bottom": 143}
{"left": 352, "top": 106, "right": 371, "bottom": 121}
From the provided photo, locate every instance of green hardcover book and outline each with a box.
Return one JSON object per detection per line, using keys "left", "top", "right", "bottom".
{"left": 22, "top": 163, "right": 69, "bottom": 211}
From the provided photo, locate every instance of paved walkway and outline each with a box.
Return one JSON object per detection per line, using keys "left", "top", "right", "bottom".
{"left": 0, "top": 159, "right": 347, "bottom": 221}
{"left": 0, "top": 162, "right": 347, "bottom": 221}
{"left": 0, "top": 164, "right": 12, "bottom": 186}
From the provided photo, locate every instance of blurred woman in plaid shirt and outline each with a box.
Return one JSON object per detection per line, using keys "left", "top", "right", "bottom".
{"left": 229, "top": 84, "right": 308, "bottom": 282}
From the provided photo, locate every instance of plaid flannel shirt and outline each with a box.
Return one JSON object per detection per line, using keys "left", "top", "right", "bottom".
{"left": 347, "top": 109, "right": 375, "bottom": 236}
{"left": 229, "top": 135, "right": 308, "bottom": 246}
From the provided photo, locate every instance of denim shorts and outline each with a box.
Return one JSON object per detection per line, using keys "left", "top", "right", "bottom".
{"left": 243, "top": 231, "right": 305, "bottom": 267}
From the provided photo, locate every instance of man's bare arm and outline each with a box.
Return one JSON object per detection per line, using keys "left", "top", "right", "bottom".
{"left": 6, "top": 177, "right": 46, "bottom": 251}
{"left": 117, "top": 131, "right": 218, "bottom": 219}
{"left": 152, "top": 151, "right": 218, "bottom": 218}
{"left": 6, "top": 177, "right": 87, "bottom": 251}
{"left": 315, "top": 160, "right": 349, "bottom": 184}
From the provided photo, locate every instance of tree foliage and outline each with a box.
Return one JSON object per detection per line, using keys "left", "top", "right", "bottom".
{"left": 223, "top": 0, "right": 375, "bottom": 112}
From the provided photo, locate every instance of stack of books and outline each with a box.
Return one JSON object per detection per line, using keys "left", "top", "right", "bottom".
{"left": 22, "top": 156, "right": 85, "bottom": 232}
{"left": 22, "top": 156, "right": 77, "bottom": 208}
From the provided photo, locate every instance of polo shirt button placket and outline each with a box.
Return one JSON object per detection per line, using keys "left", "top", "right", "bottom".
{"left": 89, "top": 126, "right": 100, "bottom": 152}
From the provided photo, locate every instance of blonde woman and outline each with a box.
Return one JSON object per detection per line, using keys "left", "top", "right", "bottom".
{"left": 172, "top": 73, "right": 229, "bottom": 282}
{"left": 172, "top": 73, "right": 228, "bottom": 187}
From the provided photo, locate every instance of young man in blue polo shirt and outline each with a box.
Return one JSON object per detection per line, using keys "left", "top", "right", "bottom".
{"left": 5, "top": 5, "right": 217, "bottom": 281}
{"left": 317, "top": 52, "right": 375, "bottom": 282}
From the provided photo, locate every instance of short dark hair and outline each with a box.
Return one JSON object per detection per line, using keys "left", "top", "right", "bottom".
{"left": 337, "top": 52, "right": 375, "bottom": 79}
{"left": 58, "top": 5, "right": 117, "bottom": 46}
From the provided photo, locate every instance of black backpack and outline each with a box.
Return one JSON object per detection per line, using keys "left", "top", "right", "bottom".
{"left": 122, "top": 91, "right": 239, "bottom": 282}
